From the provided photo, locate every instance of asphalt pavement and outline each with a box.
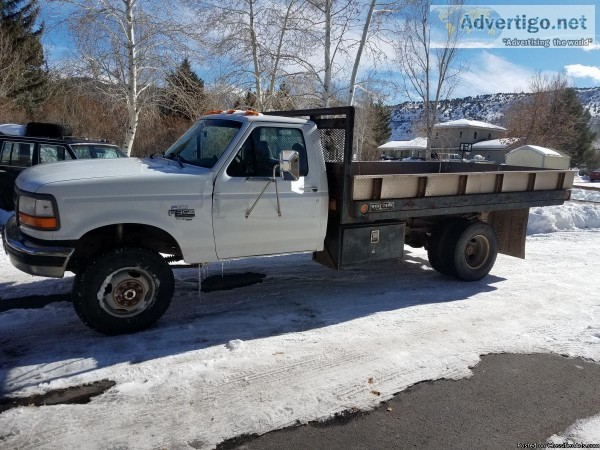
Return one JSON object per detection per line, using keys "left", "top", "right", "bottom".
{"left": 220, "top": 353, "right": 600, "bottom": 450}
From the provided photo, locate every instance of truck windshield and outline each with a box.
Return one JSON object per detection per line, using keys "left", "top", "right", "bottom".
{"left": 163, "top": 119, "right": 242, "bottom": 169}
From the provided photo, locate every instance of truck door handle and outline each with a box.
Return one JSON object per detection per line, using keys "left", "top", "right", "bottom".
{"left": 302, "top": 186, "right": 318, "bottom": 192}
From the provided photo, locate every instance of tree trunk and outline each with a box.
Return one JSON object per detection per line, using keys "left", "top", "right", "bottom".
{"left": 124, "top": 0, "right": 138, "bottom": 156}
{"left": 347, "top": 0, "right": 376, "bottom": 106}
{"left": 323, "top": 0, "right": 332, "bottom": 107}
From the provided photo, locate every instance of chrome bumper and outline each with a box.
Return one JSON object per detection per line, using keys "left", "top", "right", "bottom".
{"left": 2, "top": 215, "right": 74, "bottom": 278}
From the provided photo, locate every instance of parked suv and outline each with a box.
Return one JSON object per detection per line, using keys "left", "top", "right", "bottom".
{"left": 0, "top": 122, "right": 126, "bottom": 210}
{"left": 589, "top": 168, "right": 600, "bottom": 182}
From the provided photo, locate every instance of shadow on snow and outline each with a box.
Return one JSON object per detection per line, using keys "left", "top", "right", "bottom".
{"left": 0, "top": 250, "right": 505, "bottom": 397}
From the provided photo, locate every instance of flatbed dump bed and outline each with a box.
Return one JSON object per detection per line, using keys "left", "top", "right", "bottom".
{"left": 267, "top": 107, "right": 574, "bottom": 270}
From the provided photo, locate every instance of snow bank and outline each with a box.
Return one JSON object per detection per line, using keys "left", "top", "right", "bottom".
{"left": 571, "top": 188, "right": 600, "bottom": 203}
{"left": 527, "top": 203, "right": 600, "bottom": 234}
{"left": 548, "top": 414, "right": 600, "bottom": 445}
{"left": 0, "top": 209, "right": 12, "bottom": 226}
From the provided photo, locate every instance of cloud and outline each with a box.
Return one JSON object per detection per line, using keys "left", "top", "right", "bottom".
{"left": 565, "top": 64, "right": 600, "bottom": 82}
{"left": 582, "top": 43, "right": 600, "bottom": 52}
{"left": 455, "top": 51, "right": 549, "bottom": 96}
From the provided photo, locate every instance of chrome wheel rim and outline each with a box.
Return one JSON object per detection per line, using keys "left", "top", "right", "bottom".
{"left": 98, "top": 267, "right": 156, "bottom": 318}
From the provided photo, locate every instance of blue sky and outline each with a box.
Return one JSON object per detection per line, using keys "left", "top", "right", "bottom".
{"left": 443, "top": 0, "right": 600, "bottom": 96}
{"left": 40, "top": 1, "right": 600, "bottom": 100}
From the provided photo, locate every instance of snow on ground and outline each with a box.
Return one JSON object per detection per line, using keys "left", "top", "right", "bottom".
{"left": 528, "top": 202, "right": 600, "bottom": 234}
{"left": 0, "top": 206, "right": 600, "bottom": 449}
{"left": 549, "top": 414, "right": 600, "bottom": 445}
{"left": 572, "top": 188, "right": 600, "bottom": 203}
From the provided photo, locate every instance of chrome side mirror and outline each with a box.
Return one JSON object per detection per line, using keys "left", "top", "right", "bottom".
{"left": 279, "top": 150, "right": 300, "bottom": 181}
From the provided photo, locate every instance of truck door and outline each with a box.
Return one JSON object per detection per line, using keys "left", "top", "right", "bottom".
{"left": 213, "top": 125, "right": 324, "bottom": 259}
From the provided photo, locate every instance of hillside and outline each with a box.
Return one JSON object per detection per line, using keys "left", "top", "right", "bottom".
{"left": 390, "top": 87, "right": 600, "bottom": 141}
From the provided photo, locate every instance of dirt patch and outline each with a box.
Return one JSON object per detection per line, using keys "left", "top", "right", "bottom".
{"left": 0, "top": 380, "right": 115, "bottom": 414}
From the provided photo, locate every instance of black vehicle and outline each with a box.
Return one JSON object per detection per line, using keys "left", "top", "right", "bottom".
{"left": 0, "top": 122, "right": 126, "bottom": 210}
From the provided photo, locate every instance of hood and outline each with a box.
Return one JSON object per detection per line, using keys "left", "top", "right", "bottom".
{"left": 16, "top": 157, "right": 210, "bottom": 193}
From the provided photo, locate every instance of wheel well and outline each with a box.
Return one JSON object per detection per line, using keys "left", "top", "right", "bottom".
{"left": 68, "top": 223, "right": 182, "bottom": 272}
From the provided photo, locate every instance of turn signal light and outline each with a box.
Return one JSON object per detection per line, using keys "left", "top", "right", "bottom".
{"left": 19, "top": 213, "right": 58, "bottom": 230}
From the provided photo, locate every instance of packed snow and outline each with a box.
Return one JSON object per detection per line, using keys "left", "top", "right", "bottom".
{"left": 572, "top": 187, "right": 600, "bottom": 203}
{"left": 549, "top": 414, "right": 600, "bottom": 445}
{"left": 0, "top": 202, "right": 600, "bottom": 449}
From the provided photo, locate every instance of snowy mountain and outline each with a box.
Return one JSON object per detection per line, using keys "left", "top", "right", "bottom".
{"left": 390, "top": 87, "right": 600, "bottom": 141}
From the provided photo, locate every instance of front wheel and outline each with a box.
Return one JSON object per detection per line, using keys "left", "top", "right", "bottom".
{"left": 72, "top": 247, "right": 175, "bottom": 335}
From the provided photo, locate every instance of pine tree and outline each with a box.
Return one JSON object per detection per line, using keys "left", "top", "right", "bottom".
{"left": 161, "top": 58, "right": 207, "bottom": 121}
{"left": 0, "top": 0, "right": 47, "bottom": 112}
{"left": 372, "top": 101, "right": 391, "bottom": 146}
{"left": 562, "top": 88, "right": 596, "bottom": 167}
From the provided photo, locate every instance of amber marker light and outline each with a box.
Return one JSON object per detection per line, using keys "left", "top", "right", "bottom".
{"left": 18, "top": 213, "right": 58, "bottom": 230}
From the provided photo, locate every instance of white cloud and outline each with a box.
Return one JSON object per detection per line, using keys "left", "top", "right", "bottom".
{"left": 564, "top": 64, "right": 600, "bottom": 82}
{"left": 582, "top": 42, "right": 600, "bottom": 52}
{"left": 455, "top": 51, "right": 550, "bottom": 96}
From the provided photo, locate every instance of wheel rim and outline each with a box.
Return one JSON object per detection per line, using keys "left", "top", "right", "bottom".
{"left": 98, "top": 267, "right": 156, "bottom": 318}
{"left": 464, "top": 234, "right": 490, "bottom": 270}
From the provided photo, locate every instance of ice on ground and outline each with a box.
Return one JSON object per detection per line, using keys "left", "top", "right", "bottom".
{"left": 226, "top": 339, "right": 245, "bottom": 351}
{"left": 548, "top": 413, "right": 600, "bottom": 445}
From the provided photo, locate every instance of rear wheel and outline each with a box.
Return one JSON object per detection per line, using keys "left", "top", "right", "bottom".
{"left": 72, "top": 247, "right": 174, "bottom": 335}
{"left": 427, "top": 219, "right": 468, "bottom": 275}
{"left": 442, "top": 221, "right": 498, "bottom": 281}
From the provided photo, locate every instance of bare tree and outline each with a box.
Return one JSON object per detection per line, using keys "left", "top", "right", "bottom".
{"left": 394, "top": 0, "right": 464, "bottom": 159}
{"left": 0, "top": 28, "right": 24, "bottom": 102}
{"left": 192, "top": 0, "right": 307, "bottom": 110}
{"left": 60, "top": 0, "right": 184, "bottom": 155}
{"left": 505, "top": 73, "right": 597, "bottom": 166}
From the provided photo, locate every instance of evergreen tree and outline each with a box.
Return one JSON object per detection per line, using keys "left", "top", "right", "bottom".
{"left": 0, "top": 0, "right": 47, "bottom": 112}
{"left": 161, "top": 58, "right": 206, "bottom": 121}
{"left": 233, "top": 91, "right": 257, "bottom": 109}
{"left": 372, "top": 100, "right": 391, "bottom": 146}
{"left": 562, "top": 88, "right": 596, "bottom": 167}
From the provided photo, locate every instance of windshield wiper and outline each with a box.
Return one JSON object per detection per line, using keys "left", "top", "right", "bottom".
{"left": 166, "top": 153, "right": 187, "bottom": 168}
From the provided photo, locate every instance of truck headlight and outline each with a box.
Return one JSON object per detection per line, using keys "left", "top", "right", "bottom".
{"left": 18, "top": 193, "right": 59, "bottom": 230}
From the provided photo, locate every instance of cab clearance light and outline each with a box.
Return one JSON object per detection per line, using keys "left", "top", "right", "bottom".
{"left": 19, "top": 213, "right": 58, "bottom": 229}
{"left": 204, "top": 109, "right": 262, "bottom": 116}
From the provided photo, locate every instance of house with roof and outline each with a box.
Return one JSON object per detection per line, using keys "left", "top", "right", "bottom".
{"left": 378, "top": 137, "right": 428, "bottom": 160}
{"left": 430, "top": 119, "right": 508, "bottom": 158}
{"left": 378, "top": 118, "right": 511, "bottom": 161}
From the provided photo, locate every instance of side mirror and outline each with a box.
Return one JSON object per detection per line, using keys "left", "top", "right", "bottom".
{"left": 279, "top": 150, "right": 300, "bottom": 181}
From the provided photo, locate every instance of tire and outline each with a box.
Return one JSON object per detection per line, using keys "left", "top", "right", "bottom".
{"left": 442, "top": 221, "right": 498, "bottom": 281}
{"left": 427, "top": 219, "right": 468, "bottom": 275}
{"left": 72, "top": 247, "right": 175, "bottom": 335}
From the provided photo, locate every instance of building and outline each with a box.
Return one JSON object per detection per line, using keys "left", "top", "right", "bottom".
{"left": 378, "top": 118, "right": 509, "bottom": 161}
{"left": 431, "top": 119, "right": 508, "bottom": 159}
{"left": 470, "top": 137, "right": 523, "bottom": 164}
{"left": 378, "top": 137, "right": 428, "bottom": 160}
{"left": 506, "top": 145, "right": 571, "bottom": 169}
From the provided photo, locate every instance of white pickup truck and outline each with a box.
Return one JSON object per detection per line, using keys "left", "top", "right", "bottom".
{"left": 2, "top": 107, "right": 574, "bottom": 335}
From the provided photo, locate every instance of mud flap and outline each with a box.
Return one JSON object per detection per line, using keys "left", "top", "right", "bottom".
{"left": 488, "top": 208, "right": 529, "bottom": 259}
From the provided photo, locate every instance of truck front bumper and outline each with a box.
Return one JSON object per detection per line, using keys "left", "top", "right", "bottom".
{"left": 2, "top": 215, "right": 74, "bottom": 278}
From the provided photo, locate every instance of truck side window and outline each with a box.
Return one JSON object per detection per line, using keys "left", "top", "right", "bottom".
{"left": 39, "top": 144, "right": 72, "bottom": 164}
{"left": 1, "top": 142, "right": 34, "bottom": 167}
{"left": 227, "top": 127, "right": 308, "bottom": 178}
